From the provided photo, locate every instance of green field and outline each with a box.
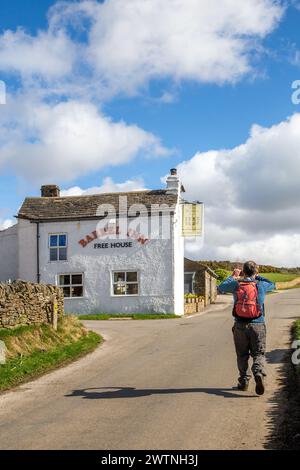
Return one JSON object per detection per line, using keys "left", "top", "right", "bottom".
{"left": 260, "top": 273, "right": 300, "bottom": 283}
{"left": 218, "top": 271, "right": 300, "bottom": 286}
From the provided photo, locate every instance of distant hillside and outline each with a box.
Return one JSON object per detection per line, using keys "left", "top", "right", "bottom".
{"left": 198, "top": 261, "right": 300, "bottom": 274}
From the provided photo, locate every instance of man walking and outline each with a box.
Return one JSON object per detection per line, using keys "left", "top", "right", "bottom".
{"left": 218, "top": 261, "right": 275, "bottom": 395}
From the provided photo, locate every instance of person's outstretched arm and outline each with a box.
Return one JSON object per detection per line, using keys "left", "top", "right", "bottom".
{"left": 218, "top": 275, "right": 239, "bottom": 294}
{"left": 255, "top": 275, "right": 276, "bottom": 293}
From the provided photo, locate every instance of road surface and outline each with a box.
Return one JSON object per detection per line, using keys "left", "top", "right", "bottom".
{"left": 0, "top": 289, "right": 299, "bottom": 450}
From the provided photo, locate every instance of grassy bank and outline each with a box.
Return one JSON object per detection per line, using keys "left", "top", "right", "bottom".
{"left": 78, "top": 313, "right": 178, "bottom": 320}
{"left": 0, "top": 316, "right": 102, "bottom": 392}
{"left": 267, "top": 320, "right": 300, "bottom": 450}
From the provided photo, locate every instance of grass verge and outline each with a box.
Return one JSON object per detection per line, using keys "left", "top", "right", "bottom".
{"left": 276, "top": 284, "right": 300, "bottom": 291}
{"left": 295, "top": 320, "right": 300, "bottom": 376}
{"left": 295, "top": 319, "right": 300, "bottom": 340}
{"left": 78, "top": 313, "right": 178, "bottom": 320}
{"left": 0, "top": 316, "right": 102, "bottom": 392}
{"left": 267, "top": 320, "right": 300, "bottom": 449}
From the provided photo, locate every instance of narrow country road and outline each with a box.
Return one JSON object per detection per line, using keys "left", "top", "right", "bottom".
{"left": 0, "top": 289, "right": 299, "bottom": 450}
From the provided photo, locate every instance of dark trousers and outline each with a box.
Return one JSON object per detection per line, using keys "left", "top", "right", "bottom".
{"left": 232, "top": 322, "right": 266, "bottom": 381}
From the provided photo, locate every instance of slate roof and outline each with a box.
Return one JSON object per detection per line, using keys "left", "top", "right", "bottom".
{"left": 17, "top": 190, "right": 178, "bottom": 221}
{"left": 184, "top": 258, "right": 219, "bottom": 279}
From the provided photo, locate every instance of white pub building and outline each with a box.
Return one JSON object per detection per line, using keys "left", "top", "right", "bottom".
{"left": 0, "top": 170, "right": 202, "bottom": 316}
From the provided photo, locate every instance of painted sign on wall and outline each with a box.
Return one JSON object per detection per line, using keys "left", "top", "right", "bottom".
{"left": 78, "top": 226, "right": 149, "bottom": 248}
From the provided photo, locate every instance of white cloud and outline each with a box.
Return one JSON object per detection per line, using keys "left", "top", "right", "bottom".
{"left": 61, "top": 176, "right": 146, "bottom": 196}
{"left": 208, "top": 234, "right": 300, "bottom": 267}
{"left": 0, "top": 0, "right": 284, "bottom": 99}
{"left": 81, "top": 0, "right": 284, "bottom": 95}
{"left": 0, "top": 95, "right": 168, "bottom": 183}
{"left": 180, "top": 113, "right": 300, "bottom": 212}
{"left": 0, "top": 28, "right": 76, "bottom": 79}
{"left": 0, "top": 0, "right": 285, "bottom": 189}
{"left": 186, "top": 231, "right": 300, "bottom": 267}
{"left": 177, "top": 113, "right": 300, "bottom": 266}
{"left": 292, "top": 0, "right": 300, "bottom": 10}
{"left": 0, "top": 0, "right": 292, "bottom": 266}
{"left": 0, "top": 219, "right": 14, "bottom": 231}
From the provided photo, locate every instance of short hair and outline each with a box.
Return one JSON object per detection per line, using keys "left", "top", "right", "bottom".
{"left": 243, "top": 261, "right": 258, "bottom": 277}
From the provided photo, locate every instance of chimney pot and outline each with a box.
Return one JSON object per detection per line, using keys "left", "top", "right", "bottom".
{"left": 166, "top": 169, "right": 181, "bottom": 195}
{"left": 41, "top": 185, "right": 60, "bottom": 198}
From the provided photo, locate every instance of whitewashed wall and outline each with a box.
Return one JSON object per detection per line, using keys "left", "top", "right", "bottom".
{"left": 173, "top": 203, "right": 185, "bottom": 315}
{"left": 0, "top": 224, "right": 18, "bottom": 282}
{"left": 18, "top": 219, "right": 37, "bottom": 282}
{"left": 35, "top": 218, "right": 179, "bottom": 315}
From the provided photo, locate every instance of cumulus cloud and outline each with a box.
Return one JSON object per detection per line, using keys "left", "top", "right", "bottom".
{"left": 0, "top": 28, "right": 76, "bottom": 80}
{"left": 185, "top": 231, "right": 300, "bottom": 267}
{"left": 0, "top": 0, "right": 286, "bottom": 184}
{"left": 0, "top": 95, "right": 168, "bottom": 183}
{"left": 0, "top": 0, "right": 292, "bottom": 265}
{"left": 0, "top": 219, "right": 14, "bottom": 231}
{"left": 61, "top": 176, "right": 146, "bottom": 196}
{"left": 292, "top": 0, "right": 300, "bottom": 10}
{"left": 40, "top": 0, "right": 286, "bottom": 96}
{"left": 75, "top": 0, "right": 283, "bottom": 95}
{"left": 178, "top": 113, "right": 300, "bottom": 266}
{"left": 85, "top": 0, "right": 283, "bottom": 94}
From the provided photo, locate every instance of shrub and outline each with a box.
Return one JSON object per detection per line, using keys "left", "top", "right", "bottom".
{"left": 215, "top": 269, "right": 229, "bottom": 285}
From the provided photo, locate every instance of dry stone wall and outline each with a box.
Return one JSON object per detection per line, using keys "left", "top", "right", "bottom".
{"left": 0, "top": 281, "right": 64, "bottom": 329}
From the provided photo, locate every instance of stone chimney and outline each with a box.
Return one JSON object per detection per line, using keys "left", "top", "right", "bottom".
{"left": 166, "top": 168, "right": 185, "bottom": 195}
{"left": 41, "top": 185, "right": 60, "bottom": 198}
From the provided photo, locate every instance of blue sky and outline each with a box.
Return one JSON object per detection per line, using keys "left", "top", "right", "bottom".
{"left": 1, "top": 0, "right": 300, "bottom": 265}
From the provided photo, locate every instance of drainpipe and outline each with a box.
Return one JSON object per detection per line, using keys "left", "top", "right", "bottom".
{"left": 36, "top": 221, "right": 40, "bottom": 283}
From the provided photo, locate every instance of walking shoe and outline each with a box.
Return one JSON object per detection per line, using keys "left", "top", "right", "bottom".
{"left": 237, "top": 379, "right": 249, "bottom": 391}
{"left": 255, "top": 374, "right": 265, "bottom": 395}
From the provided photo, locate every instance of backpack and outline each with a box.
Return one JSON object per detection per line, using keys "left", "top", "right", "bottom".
{"left": 233, "top": 281, "right": 261, "bottom": 319}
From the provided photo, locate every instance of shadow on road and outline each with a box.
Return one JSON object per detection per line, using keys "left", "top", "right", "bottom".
{"left": 65, "top": 386, "right": 257, "bottom": 400}
{"left": 266, "top": 349, "right": 287, "bottom": 364}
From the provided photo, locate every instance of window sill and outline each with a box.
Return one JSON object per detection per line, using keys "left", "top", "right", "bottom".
{"left": 48, "top": 261, "right": 69, "bottom": 264}
{"left": 111, "top": 294, "right": 140, "bottom": 298}
{"left": 64, "top": 297, "right": 86, "bottom": 300}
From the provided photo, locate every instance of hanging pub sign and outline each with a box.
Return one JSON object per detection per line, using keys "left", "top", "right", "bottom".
{"left": 182, "top": 203, "right": 203, "bottom": 237}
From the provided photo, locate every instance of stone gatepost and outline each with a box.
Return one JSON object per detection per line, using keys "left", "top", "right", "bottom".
{"left": 0, "top": 340, "right": 7, "bottom": 365}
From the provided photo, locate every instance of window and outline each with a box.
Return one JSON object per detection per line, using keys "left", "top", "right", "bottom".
{"left": 58, "top": 273, "right": 83, "bottom": 298}
{"left": 184, "top": 272, "right": 195, "bottom": 294}
{"left": 49, "top": 234, "right": 67, "bottom": 261}
{"left": 112, "top": 271, "right": 139, "bottom": 296}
